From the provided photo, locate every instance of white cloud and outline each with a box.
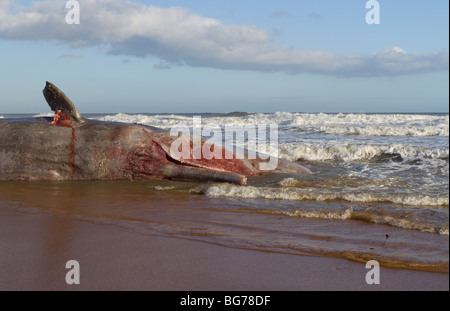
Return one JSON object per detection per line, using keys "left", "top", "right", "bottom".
{"left": 0, "top": 0, "right": 448, "bottom": 77}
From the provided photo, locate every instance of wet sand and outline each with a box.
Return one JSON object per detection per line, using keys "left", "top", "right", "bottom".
{"left": 0, "top": 207, "right": 448, "bottom": 291}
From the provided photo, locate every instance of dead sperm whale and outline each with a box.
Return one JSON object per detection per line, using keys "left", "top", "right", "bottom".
{"left": 0, "top": 82, "right": 310, "bottom": 185}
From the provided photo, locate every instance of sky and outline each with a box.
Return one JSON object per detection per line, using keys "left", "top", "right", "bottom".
{"left": 0, "top": 0, "right": 448, "bottom": 113}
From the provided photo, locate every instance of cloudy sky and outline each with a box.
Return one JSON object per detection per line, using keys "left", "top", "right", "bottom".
{"left": 0, "top": 0, "right": 448, "bottom": 113}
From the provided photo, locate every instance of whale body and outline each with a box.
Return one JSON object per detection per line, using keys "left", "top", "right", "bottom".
{"left": 0, "top": 82, "right": 310, "bottom": 185}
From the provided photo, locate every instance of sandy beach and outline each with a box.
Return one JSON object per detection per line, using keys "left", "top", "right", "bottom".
{"left": 0, "top": 207, "right": 447, "bottom": 291}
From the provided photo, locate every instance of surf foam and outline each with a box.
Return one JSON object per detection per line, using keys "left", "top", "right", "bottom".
{"left": 205, "top": 184, "right": 449, "bottom": 207}
{"left": 279, "top": 143, "right": 449, "bottom": 163}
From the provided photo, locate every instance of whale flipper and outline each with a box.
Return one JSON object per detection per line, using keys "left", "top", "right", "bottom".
{"left": 43, "top": 81, "right": 84, "bottom": 125}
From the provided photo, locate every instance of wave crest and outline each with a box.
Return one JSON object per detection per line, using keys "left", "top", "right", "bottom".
{"left": 205, "top": 184, "right": 449, "bottom": 207}
{"left": 92, "top": 112, "right": 449, "bottom": 137}
{"left": 279, "top": 143, "right": 449, "bottom": 163}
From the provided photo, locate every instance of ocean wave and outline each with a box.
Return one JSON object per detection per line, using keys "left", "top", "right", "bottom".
{"left": 95, "top": 113, "right": 192, "bottom": 127}
{"left": 33, "top": 112, "right": 54, "bottom": 117}
{"left": 204, "top": 184, "right": 449, "bottom": 207}
{"left": 316, "top": 124, "right": 448, "bottom": 137}
{"left": 282, "top": 208, "right": 353, "bottom": 220}
{"left": 88, "top": 112, "right": 449, "bottom": 143}
{"left": 95, "top": 112, "right": 286, "bottom": 129}
{"left": 92, "top": 113, "right": 449, "bottom": 140}
{"left": 287, "top": 112, "right": 448, "bottom": 127}
{"left": 203, "top": 184, "right": 448, "bottom": 234}
{"left": 365, "top": 214, "right": 449, "bottom": 235}
{"left": 279, "top": 208, "right": 448, "bottom": 235}
{"left": 279, "top": 143, "right": 449, "bottom": 163}
{"left": 94, "top": 112, "right": 448, "bottom": 123}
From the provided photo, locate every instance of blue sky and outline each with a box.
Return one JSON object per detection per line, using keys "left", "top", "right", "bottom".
{"left": 0, "top": 0, "right": 448, "bottom": 113}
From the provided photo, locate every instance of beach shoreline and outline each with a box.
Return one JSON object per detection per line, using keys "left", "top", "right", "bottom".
{"left": 0, "top": 207, "right": 447, "bottom": 291}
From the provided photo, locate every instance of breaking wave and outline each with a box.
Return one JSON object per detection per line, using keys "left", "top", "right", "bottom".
{"left": 316, "top": 124, "right": 448, "bottom": 137}
{"left": 93, "top": 112, "right": 449, "bottom": 137}
{"left": 279, "top": 208, "right": 448, "bottom": 235}
{"left": 33, "top": 112, "right": 54, "bottom": 117}
{"left": 204, "top": 184, "right": 449, "bottom": 207}
{"left": 202, "top": 184, "right": 449, "bottom": 234}
{"left": 279, "top": 143, "right": 449, "bottom": 163}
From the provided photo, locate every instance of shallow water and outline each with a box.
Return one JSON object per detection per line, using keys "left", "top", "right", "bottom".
{"left": 0, "top": 179, "right": 448, "bottom": 273}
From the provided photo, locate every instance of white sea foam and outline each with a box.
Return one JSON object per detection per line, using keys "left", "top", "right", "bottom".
{"left": 284, "top": 209, "right": 446, "bottom": 234}
{"left": 154, "top": 186, "right": 175, "bottom": 191}
{"left": 367, "top": 215, "right": 448, "bottom": 235}
{"left": 278, "top": 178, "right": 301, "bottom": 187}
{"left": 282, "top": 208, "right": 354, "bottom": 220}
{"left": 33, "top": 112, "right": 54, "bottom": 117}
{"left": 204, "top": 184, "right": 449, "bottom": 207}
{"left": 95, "top": 113, "right": 194, "bottom": 128}
{"left": 278, "top": 142, "right": 449, "bottom": 163}
{"left": 203, "top": 183, "right": 448, "bottom": 234}
{"left": 316, "top": 124, "right": 448, "bottom": 137}
{"left": 282, "top": 209, "right": 447, "bottom": 234}
{"left": 95, "top": 112, "right": 449, "bottom": 138}
{"left": 439, "top": 228, "right": 449, "bottom": 236}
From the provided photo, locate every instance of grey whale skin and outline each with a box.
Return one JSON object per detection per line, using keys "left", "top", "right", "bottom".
{"left": 0, "top": 82, "right": 310, "bottom": 185}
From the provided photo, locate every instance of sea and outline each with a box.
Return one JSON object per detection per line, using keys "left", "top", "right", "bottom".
{"left": 0, "top": 112, "right": 448, "bottom": 273}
